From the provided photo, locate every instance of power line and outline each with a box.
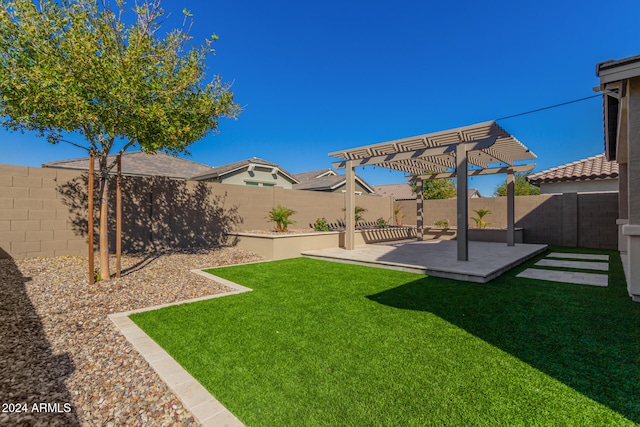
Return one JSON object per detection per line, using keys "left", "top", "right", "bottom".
{"left": 496, "top": 94, "right": 601, "bottom": 121}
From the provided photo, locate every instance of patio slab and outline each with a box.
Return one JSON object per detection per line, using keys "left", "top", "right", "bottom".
{"left": 301, "top": 240, "right": 547, "bottom": 283}
{"left": 517, "top": 268, "right": 608, "bottom": 287}
{"left": 535, "top": 259, "right": 609, "bottom": 271}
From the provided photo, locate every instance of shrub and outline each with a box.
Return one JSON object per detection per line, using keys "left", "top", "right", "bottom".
{"left": 313, "top": 217, "right": 330, "bottom": 232}
{"left": 375, "top": 217, "right": 388, "bottom": 228}
{"left": 471, "top": 208, "right": 491, "bottom": 229}
{"left": 394, "top": 207, "right": 405, "bottom": 226}
{"left": 267, "top": 205, "right": 296, "bottom": 232}
{"left": 434, "top": 219, "right": 449, "bottom": 228}
{"left": 342, "top": 205, "right": 367, "bottom": 225}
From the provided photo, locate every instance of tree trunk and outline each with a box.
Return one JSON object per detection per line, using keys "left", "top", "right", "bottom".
{"left": 98, "top": 167, "right": 111, "bottom": 281}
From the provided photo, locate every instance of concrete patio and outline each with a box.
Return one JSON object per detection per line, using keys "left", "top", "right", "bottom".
{"left": 302, "top": 240, "right": 548, "bottom": 283}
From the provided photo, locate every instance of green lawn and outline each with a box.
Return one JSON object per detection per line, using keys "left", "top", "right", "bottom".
{"left": 130, "top": 247, "right": 640, "bottom": 426}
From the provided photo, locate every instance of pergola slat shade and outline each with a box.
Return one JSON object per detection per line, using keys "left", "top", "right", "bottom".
{"left": 329, "top": 121, "right": 536, "bottom": 175}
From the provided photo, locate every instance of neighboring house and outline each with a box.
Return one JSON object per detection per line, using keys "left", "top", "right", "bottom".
{"left": 292, "top": 168, "right": 375, "bottom": 194}
{"left": 596, "top": 53, "right": 640, "bottom": 303}
{"left": 468, "top": 189, "right": 482, "bottom": 198}
{"left": 43, "top": 151, "right": 217, "bottom": 180}
{"left": 526, "top": 154, "right": 619, "bottom": 194}
{"left": 191, "top": 157, "right": 298, "bottom": 189}
{"left": 373, "top": 184, "right": 482, "bottom": 200}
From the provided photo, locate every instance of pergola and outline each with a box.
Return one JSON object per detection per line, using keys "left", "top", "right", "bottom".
{"left": 329, "top": 121, "right": 537, "bottom": 261}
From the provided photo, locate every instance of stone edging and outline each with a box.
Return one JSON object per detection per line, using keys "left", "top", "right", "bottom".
{"left": 108, "top": 269, "right": 255, "bottom": 427}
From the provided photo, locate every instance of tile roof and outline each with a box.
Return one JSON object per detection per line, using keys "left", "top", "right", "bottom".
{"left": 372, "top": 183, "right": 415, "bottom": 200}
{"left": 292, "top": 169, "right": 335, "bottom": 183}
{"left": 293, "top": 174, "right": 347, "bottom": 191}
{"left": 190, "top": 157, "right": 298, "bottom": 183}
{"left": 42, "top": 151, "right": 216, "bottom": 180}
{"left": 468, "top": 188, "right": 482, "bottom": 198}
{"left": 527, "top": 153, "right": 619, "bottom": 185}
{"left": 292, "top": 170, "right": 374, "bottom": 193}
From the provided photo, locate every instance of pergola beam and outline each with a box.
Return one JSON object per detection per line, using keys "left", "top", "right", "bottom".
{"left": 409, "top": 164, "right": 534, "bottom": 181}
{"left": 332, "top": 136, "right": 498, "bottom": 169}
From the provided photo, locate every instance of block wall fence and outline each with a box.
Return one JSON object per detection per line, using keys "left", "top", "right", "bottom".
{"left": 0, "top": 164, "right": 394, "bottom": 258}
{"left": 0, "top": 164, "right": 618, "bottom": 258}
{"left": 396, "top": 191, "right": 619, "bottom": 249}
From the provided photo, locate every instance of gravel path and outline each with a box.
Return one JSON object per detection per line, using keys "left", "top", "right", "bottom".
{"left": 1, "top": 247, "right": 263, "bottom": 426}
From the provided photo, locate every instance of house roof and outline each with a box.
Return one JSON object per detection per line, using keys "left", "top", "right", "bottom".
{"left": 42, "top": 151, "right": 216, "bottom": 180}
{"left": 292, "top": 170, "right": 374, "bottom": 193}
{"left": 292, "top": 169, "right": 336, "bottom": 183}
{"left": 372, "top": 183, "right": 415, "bottom": 200}
{"left": 468, "top": 188, "right": 482, "bottom": 198}
{"left": 191, "top": 157, "right": 298, "bottom": 183}
{"left": 527, "top": 153, "right": 619, "bottom": 186}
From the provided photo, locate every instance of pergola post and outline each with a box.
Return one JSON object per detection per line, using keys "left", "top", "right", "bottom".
{"left": 507, "top": 168, "right": 515, "bottom": 246}
{"left": 416, "top": 180, "right": 424, "bottom": 241}
{"left": 456, "top": 143, "right": 468, "bottom": 261}
{"left": 345, "top": 160, "right": 355, "bottom": 250}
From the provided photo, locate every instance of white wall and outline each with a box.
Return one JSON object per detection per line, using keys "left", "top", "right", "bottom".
{"left": 540, "top": 179, "right": 618, "bottom": 194}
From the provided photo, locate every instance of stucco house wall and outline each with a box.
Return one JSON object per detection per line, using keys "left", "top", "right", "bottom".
{"left": 202, "top": 166, "right": 296, "bottom": 189}
{"left": 540, "top": 179, "right": 618, "bottom": 194}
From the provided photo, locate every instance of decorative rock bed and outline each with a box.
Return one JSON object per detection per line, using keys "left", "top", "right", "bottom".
{"left": 0, "top": 247, "right": 263, "bottom": 426}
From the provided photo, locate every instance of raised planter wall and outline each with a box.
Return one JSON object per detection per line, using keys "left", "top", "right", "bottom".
{"left": 229, "top": 227, "right": 416, "bottom": 260}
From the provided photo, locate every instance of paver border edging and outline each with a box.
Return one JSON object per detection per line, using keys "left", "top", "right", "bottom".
{"left": 108, "top": 267, "right": 258, "bottom": 427}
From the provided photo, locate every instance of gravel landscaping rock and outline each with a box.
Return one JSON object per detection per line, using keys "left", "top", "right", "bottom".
{"left": 0, "top": 247, "right": 263, "bottom": 426}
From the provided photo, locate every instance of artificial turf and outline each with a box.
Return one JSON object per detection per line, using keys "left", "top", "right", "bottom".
{"left": 130, "top": 247, "right": 640, "bottom": 426}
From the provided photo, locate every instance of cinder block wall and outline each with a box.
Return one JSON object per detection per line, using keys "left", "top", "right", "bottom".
{"left": 0, "top": 165, "right": 88, "bottom": 258}
{"left": 0, "top": 164, "right": 394, "bottom": 258}
{"left": 395, "top": 192, "right": 618, "bottom": 249}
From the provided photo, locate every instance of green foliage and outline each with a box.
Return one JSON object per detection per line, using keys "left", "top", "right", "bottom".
{"left": 343, "top": 205, "right": 367, "bottom": 224}
{"left": 374, "top": 217, "right": 388, "bottom": 228}
{"left": 494, "top": 171, "right": 541, "bottom": 196}
{"left": 0, "top": 0, "right": 240, "bottom": 153}
{"left": 412, "top": 176, "right": 457, "bottom": 200}
{"left": 267, "top": 205, "right": 296, "bottom": 232}
{"left": 0, "top": 0, "right": 240, "bottom": 278}
{"left": 354, "top": 206, "right": 367, "bottom": 224}
{"left": 434, "top": 218, "right": 449, "bottom": 228}
{"left": 393, "top": 207, "right": 405, "bottom": 226}
{"left": 471, "top": 208, "right": 491, "bottom": 229}
{"left": 313, "top": 217, "right": 330, "bottom": 232}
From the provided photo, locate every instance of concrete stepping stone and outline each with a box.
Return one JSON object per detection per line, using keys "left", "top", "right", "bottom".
{"left": 547, "top": 252, "right": 609, "bottom": 261}
{"left": 517, "top": 268, "right": 608, "bottom": 287}
{"left": 535, "top": 259, "right": 608, "bottom": 271}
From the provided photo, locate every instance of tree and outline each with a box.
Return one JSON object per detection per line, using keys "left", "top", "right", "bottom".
{"left": 411, "top": 177, "right": 457, "bottom": 200}
{"left": 0, "top": 0, "right": 240, "bottom": 280}
{"left": 493, "top": 171, "right": 541, "bottom": 196}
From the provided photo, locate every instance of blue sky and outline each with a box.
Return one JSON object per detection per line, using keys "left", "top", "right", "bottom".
{"left": 2, "top": 0, "right": 640, "bottom": 196}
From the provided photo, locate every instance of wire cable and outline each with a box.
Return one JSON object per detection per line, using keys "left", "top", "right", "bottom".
{"left": 496, "top": 94, "right": 601, "bottom": 121}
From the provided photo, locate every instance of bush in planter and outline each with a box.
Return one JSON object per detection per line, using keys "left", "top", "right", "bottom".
{"left": 375, "top": 217, "right": 388, "bottom": 228}
{"left": 394, "top": 207, "right": 405, "bottom": 226}
{"left": 313, "top": 217, "right": 330, "bottom": 232}
{"left": 434, "top": 219, "right": 449, "bottom": 228}
{"left": 342, "top": 205, "right": 367, "bottom": 225}
{"left": 267, "top": 205, "right": 296, "bottom": 232}
{"left": 471, "top": 208, "right": 491, "bottom": 229}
